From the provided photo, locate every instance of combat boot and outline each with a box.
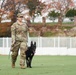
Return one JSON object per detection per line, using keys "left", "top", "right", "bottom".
{"left": 12, "top": 63, "right": 15, "bottom": 68}
{"left": 20, "top": 64, "right": 26, "bottom": 69}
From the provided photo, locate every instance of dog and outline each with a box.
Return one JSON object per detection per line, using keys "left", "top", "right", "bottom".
{"left": 25, "top": 41, "right": 36, "bottom": 68}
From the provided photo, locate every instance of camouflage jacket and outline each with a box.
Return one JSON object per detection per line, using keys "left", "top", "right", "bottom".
{"left": 11, "top": 21, "right": 28, "bottom": 43}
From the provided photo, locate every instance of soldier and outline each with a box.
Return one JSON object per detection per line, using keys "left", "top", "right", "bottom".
{"left": 11, "top": 13, "right": 28, "bottom": 69}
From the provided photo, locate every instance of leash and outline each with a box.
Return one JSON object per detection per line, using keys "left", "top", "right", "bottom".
{"left": 8, "top": 50, "right": 11, "bottom": 59}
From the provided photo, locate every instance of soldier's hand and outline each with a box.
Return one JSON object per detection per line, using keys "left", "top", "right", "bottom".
{"left": 29, "top": 28, "right": 33, "bottom": 33}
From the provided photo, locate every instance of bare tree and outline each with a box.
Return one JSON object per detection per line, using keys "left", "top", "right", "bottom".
{"left": 0, "top": 0, "right": 28, "bottom": 23}
{"left": 54, "top": 0, "right": 74, "bottom": 25}
{"left": 40, "top": 0, "right": 75, "bottom": 25}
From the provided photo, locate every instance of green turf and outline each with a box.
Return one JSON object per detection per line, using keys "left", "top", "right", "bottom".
{"left": 0, "top": 55, "right": 76, "bottom": 75}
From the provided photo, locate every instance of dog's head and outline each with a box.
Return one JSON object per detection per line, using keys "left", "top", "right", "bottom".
{"left": 30, "top": 41, "right": 36, "bottom": 53}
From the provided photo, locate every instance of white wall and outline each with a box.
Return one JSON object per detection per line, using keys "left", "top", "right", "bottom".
{"left": 36, "top": 47, "right": 76, "bottom": 55}
{"left": 0, "top": 47, "right": 76, "bottom": 56}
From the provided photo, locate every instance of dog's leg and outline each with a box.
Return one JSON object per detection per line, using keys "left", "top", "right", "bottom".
{"left": 26, "top": 57, "right": 31, "bottom": 68}
{"left": 28, "top": 58, "right": 31, "bottom": 68}
{"left": 26, "top": 56, "right": 29, "bottom": 67}
{"left": 29, "top": 56, "right": 33, "bottom": 68}
{"left": 26, "top": 60, "right": 29, "bottom": 67}
{"left": 29, "top": 59, "right": 32, "bottom": 68}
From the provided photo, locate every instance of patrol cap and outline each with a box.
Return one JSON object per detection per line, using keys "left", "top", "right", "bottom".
{"left": 17, "top": 13, "right": 23, "bottom": 18}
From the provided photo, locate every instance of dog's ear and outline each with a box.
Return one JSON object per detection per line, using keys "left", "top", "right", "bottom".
{"left": 31, "top": 41, "right": 33, "bottom": 43}
{"left": 31, "top": 41, "right": 33, "bottom": 46}
{"left": 34, "top": 42, "right": 36, "bottom": 46}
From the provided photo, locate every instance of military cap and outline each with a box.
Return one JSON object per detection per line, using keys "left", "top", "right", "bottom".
{"left": 17, "top": 13, "right": 23, "bottom": 18}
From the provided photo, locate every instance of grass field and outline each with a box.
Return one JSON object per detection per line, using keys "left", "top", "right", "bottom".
{"left": 0, "top": 55, "right": 76, "bottom": 75}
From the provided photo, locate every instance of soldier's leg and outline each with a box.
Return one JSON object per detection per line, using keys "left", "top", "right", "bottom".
{"left": 20, "top": 42, "right": 27, "bottom": 69}
{"left": 11, "top": 42, "right": 20, "bottom": 68}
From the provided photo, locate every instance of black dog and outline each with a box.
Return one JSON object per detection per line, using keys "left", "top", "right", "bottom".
{"left": 25, "top": 41, "right": 36, "bottom": 68}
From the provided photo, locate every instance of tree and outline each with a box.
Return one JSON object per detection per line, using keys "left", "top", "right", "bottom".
{"left": 0, "top": 0, "right": 28, "bottom": 23}
{"left": 48, "top": 11, "right": 60, "bottom": 22}
{"left": 40, "top": 0, "right": 75, "bottom": 25}
{"left": 26, "top": 0, "right": 45, "bottom": 22}
{"left": 66, "top": 9, "right": 76, "bottom": 21}
{"left": 55, "top": 0, "right": 74, "bottom": 25}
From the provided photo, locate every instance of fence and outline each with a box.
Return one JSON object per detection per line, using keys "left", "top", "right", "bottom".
{"left": 0, "top": 37, "right": 76, "bottom": 55}
{"left": 0, "top": 37, "right": 76, "bottom": 48}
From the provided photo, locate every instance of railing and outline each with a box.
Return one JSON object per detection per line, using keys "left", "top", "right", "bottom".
{"left": 0, "top": 37, "right": 76, "bottom": 48}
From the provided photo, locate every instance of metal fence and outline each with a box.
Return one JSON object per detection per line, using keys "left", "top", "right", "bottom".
{"left": 0, "top": 37, "right": 76, "bottom": 48}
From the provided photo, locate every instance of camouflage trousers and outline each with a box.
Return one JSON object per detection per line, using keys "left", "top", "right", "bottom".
{"left": 11, "top": 41, "right": 27, "bottom": 66}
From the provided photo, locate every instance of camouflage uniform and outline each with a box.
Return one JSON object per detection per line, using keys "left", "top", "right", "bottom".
{"left": 11, "top": 21, "right": 28, "bottom": 68}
